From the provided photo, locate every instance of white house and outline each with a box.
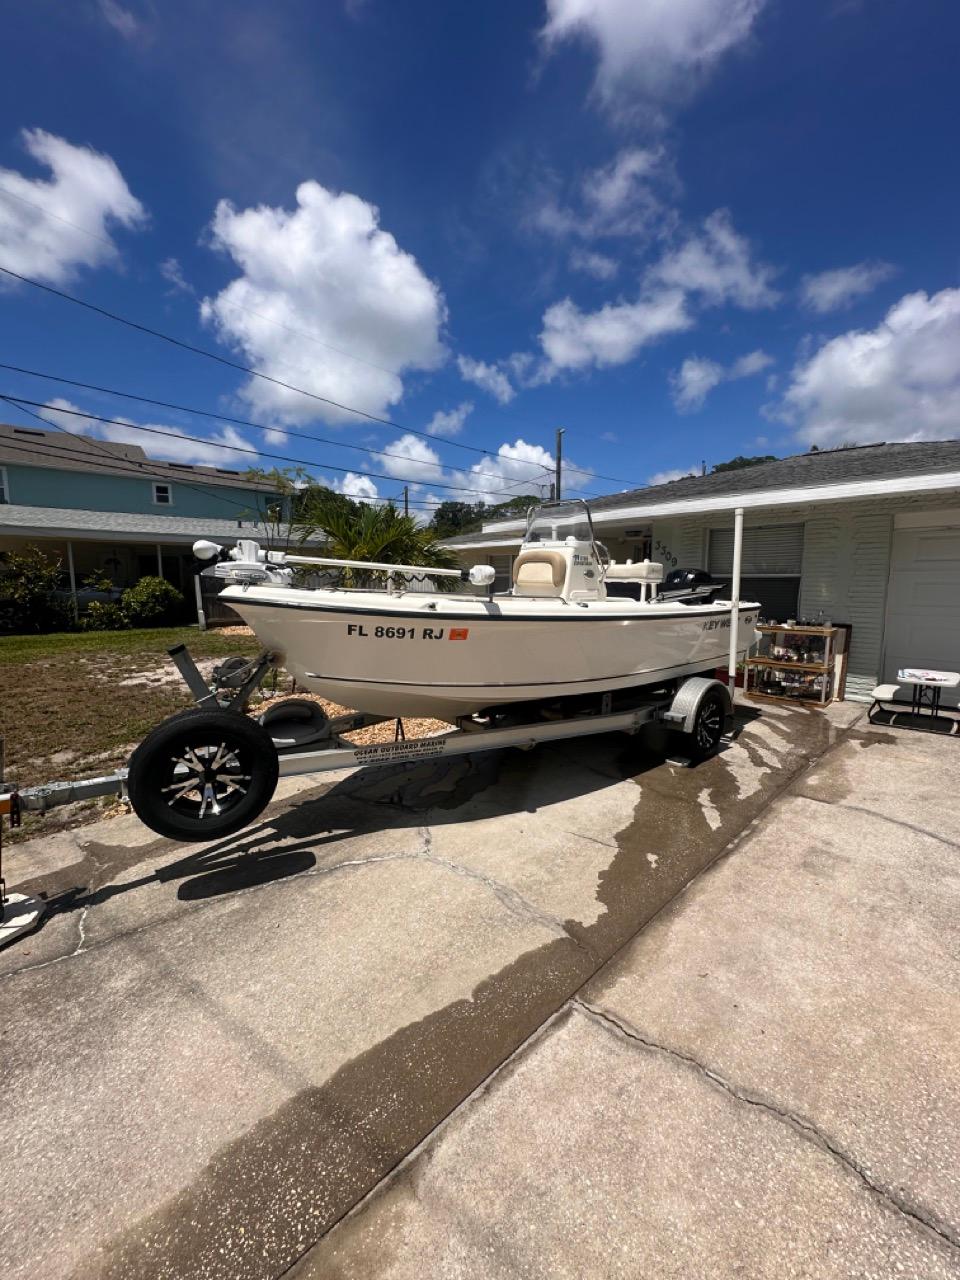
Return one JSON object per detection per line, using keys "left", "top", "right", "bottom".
{"left": 441, "top": 441, "right": 960, "bottom": 703}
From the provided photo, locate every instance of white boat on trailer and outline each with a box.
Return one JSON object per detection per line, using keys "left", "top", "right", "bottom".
{"left": 114, "top": 500, "right": 759, "bottom": 841}
{"left": 204, "top": 500, "right": 759, "bottom": 721}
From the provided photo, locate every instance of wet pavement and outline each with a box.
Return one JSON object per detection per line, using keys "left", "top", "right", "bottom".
{"left": 0, "top": 698, "right": 865, "bottom": 1279}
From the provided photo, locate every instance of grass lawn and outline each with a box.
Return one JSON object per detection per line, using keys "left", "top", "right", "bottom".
{"left": 0, "top": 625, "right": 261, "bottom": 793}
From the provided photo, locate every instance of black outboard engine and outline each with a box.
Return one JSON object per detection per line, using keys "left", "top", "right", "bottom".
{"left": 659, "top": 568, "right": 725, "bottom": 604}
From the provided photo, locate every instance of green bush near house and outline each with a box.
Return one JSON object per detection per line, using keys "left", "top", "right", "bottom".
{"left": 121, "top": 576, "right": 187, "bottom": 627}
{"left": 79, "top": 601, "right": 130, "bottom": 632}
{"left": 0, "top": 545, "right": 74, "bottom": 634}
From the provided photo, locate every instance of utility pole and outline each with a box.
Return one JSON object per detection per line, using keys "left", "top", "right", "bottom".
{"left": 403, "top": 485, "right": 409, "bottom": 517}
{"left": 555, "top": 427, "right": 565, "bottom": 502}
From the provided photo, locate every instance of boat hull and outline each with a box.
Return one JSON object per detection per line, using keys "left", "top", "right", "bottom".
{"left": 223, "top": 586, "right": 760, "bottom": 720}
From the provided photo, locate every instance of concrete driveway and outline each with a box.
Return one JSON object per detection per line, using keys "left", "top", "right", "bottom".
{"left": 0, "top": 696, "right": 917, "bottom": 1279}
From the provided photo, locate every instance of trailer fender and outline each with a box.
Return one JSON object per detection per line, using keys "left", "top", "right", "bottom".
{"left": 666, "top": 677, "right": 733, "bottom": 737}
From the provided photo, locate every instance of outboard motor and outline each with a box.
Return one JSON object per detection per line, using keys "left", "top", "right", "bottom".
{"left": 659, "top": 568, "right": 725, "bottom": 604}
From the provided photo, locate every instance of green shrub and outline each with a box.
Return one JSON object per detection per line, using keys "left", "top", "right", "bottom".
{"left": 80, "top": 601, "right": 130, "bottom": 632}
{"left": 121, "top": 575, "right": 186, "bottom": 626}
{"left": 0, "top": 545, "right": 74, "bottom": 634}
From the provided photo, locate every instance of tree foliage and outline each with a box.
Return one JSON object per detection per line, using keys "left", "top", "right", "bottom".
{"left": 711, "top": 455, "right": 777, "bottom": 474}
{"left": 428, "top": 494, "right": 540, "bottom": 539}
{"left": 294, "top": 489, "right": 461, "bottom": 588}
{"left": 0, "top": 545, "right": 72, "bottom": 633}
{"left": 121, "top": 576, "right": 187, "bottom": 626}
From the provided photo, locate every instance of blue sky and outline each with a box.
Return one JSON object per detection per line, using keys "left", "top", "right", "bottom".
{"left": 1, "top": 0, "right": 959, "bottom": 512}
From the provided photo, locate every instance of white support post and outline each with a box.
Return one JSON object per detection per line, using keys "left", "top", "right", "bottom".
{"left": 156, "top": 544, "right": 164, "bottom": 579}
{"left": 727, "top": 507, "right": 744, "bottom": 697}
{"left": 66, "top": 540, "right": 79, "bottom": 623}
{"left": 194, "top": 574, "right": 207, "bottom": 632}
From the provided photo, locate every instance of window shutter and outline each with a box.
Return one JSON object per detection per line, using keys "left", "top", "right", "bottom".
{"left": 708, "top": 525, "right": 803, "bottom": 576}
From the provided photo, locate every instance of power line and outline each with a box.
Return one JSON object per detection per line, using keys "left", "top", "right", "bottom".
{"left": 0, "top": 394, "right": 534, "bottom": 501}
{"left": 0, "top": 362, "right": 556, "bottom": 486}
{"left": 0, "top": 263, "right": 643, "bottom": 494}
{"left": 0, "top": 201, "right": 642, "bottom": 488}
{"left": 0, "top": 398, "right": 270, "bottom": 517}
{"left": 0, "top": 185, "right": 120, "bottom": 251}
{"left": 0, "top": 430, "right": 449, "bottom": 516}
{"left": 0, "top": 264, "right": 530, "bottom": 462}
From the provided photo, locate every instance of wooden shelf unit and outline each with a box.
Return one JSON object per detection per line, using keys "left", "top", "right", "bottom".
{"left": 746, "top": 624, "right": 839, "bottom": 707}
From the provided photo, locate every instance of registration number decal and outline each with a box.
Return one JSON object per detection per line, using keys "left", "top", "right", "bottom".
{"left": 346, "top": 623, "right": 469, "bottom": 641}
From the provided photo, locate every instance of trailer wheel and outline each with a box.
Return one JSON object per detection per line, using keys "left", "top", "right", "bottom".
{"left": 127, "top": 709, "right": 279, "bottom": 841}
{"left": 684, "top": 688, "right": 727, "bottom": 760}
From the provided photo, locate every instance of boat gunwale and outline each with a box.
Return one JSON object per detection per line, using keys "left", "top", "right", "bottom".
{"left": 222, "top": 592, "right": 760, "bottom": 625}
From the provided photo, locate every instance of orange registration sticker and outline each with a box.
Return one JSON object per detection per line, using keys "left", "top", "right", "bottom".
{"left": 448, "top": 628, "right": 470, "bottom": 641}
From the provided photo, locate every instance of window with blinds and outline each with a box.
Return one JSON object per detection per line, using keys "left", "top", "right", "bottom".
{"left": 708, "top": 524, "right": 803, "bottom": 577}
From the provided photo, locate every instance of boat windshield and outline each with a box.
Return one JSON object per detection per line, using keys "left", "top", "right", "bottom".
{"left": 523, "top": 500, "right": 595, "bottom": 547}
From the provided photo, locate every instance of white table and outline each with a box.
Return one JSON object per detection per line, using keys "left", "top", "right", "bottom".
{"left": 897, "top": 668, "right": 960, "bottom": 720}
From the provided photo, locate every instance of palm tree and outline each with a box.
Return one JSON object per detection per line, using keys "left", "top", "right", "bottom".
{"left": 294, "top": 488, "right": 461, "bottom": 589}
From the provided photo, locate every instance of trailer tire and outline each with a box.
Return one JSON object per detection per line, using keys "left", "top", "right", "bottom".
{"left": 128, "top": 708, "right": 279, "bottom": 841}
{"left": 682, "top": 687, "right": 728, "bottom": 761}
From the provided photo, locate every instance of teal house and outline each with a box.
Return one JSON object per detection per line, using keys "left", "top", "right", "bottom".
{"left": 0, "top": 422, "right": 295, "bottom": 615}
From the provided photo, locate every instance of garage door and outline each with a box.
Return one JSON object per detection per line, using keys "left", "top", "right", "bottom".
{"left": 883, "top": 527, "right": 960, "bottom": 706}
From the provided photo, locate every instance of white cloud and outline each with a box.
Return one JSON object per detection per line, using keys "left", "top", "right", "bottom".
{"left": 36, "top": 398, "right": 258, "bottom": 467}
{"left": 800, "top": 261, "right": 896, "bottom": 313}
{"left": 541, "top": 0, "right": 767, "bottom": 115}
{"left": 336, "top": 472, "right": 379, "bottom": 502}
{"left": 532, "top": 146, "right": 671, "bottom": 249}
{"left": 98, "top": 0, "right": 139, "bottom": 37}
{"left": 648, "top": 467, "right": 697, "bottom": 485}
{"left": 670, "top": 347, "right": 773, "bottom": 411}
{"left": 569, "top": 248, "right": 618, "bottom": 280}
{"left": 459, "top": 438, "right": 593, "bottom": 504}
{"left": 160, "top": 256, "right": 194, "bottom": 296}
{"left": 0, "top": 129, "right": 145, "bottom": 286}
{"left": 540, "top": 289, "right": 692, "bottom": 372}
{"left": 584, "top": 147, "right": 663, "bottom": 223}
{"left": 426, "top": 401, "right": 473, "bottom": 436}
{"left": 670, "top": 357, "right": 724, "bottom": 412}
{"left": 457, "top": 354, "right": 516, "bottom": 404}
{"left": 650, "top": 210, "right": 778, "bottom": 309}
{"left": 200, "top": 181, "right": 445, "bottom": 426}
{"left": 375, "top": 433, "right": 443, "bottom": 484}
{"left": 780, "top": 288, "right": 960, "bottom": 447}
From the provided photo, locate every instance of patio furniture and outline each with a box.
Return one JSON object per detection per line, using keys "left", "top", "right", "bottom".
{"left": 898, "top": 668, "right": 960, "bottom": 720}
{"left": 868, "top": 669, "right": 959, "bottom": 734}
{"left": 868, "top": 684, "right": 902, "bottom": 724}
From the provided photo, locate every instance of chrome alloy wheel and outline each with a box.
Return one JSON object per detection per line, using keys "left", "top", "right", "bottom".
{"left": 162, "top": 741, "right": 252, "bottom": 821}
{"left": 694, "top": 698, "right": 723, "bottom": 752}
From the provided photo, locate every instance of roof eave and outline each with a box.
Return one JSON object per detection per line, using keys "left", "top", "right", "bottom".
{"left": 476, "top": 470, "right": 960, "bottom": 535}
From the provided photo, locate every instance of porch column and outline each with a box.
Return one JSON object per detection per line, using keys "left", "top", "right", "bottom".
{"left": 156, "top": 544, "right": 164, "bottom": 579}
{"left": 727, "top": 507, "right": 744, "bottom": 697}
{"left": 66, "top": 540, "right": 79, "bottom": 623}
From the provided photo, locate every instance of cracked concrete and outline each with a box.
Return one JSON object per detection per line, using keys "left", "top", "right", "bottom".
{"left": 294, "top": 712, "right": 960, "bottom": 1279}
{"left": 1, "top": 698, "right": 884, "bottom": 1278}
{"left": 573, "top": 999, "right": 960, "bottom": 1254}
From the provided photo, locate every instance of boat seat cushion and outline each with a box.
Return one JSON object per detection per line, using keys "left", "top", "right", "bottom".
{"left": 606, "top": 560, "right": 664, "bottom": 582}
{"left": 513, "top": 550, "right": 567, "bottom": 595}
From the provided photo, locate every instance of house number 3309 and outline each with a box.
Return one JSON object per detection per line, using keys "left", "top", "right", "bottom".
{"left": 655, "top": 539, "right": 678, "bottom": 567}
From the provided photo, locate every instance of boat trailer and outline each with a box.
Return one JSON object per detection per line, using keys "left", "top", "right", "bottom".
{"left": 1, "top": 643, "right": 734, "bottom": 936}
